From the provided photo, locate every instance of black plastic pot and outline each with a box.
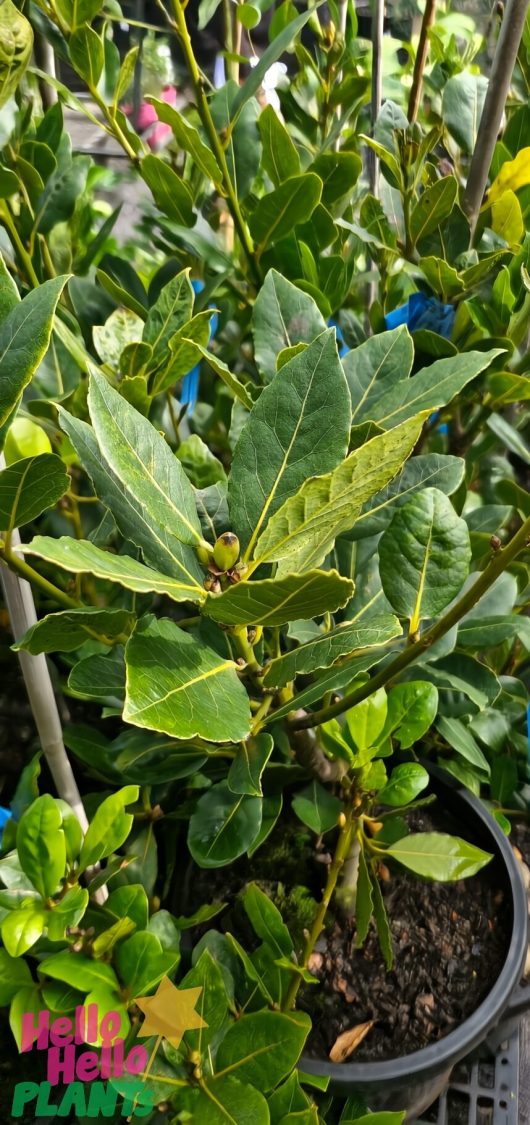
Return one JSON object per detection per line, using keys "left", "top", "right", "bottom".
{"left": 298, "top": 765, "right": 530, "bottom": 1120}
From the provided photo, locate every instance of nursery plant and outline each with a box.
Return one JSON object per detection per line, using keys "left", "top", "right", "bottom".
{"left": 1, "top": 0, "right": 530, "bottom": 1120}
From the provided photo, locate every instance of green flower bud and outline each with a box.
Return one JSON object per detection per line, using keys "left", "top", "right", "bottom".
{"left": 197, "top": 544, "right": 214, "bottom": 566}
{"left": 4, "top": 417, "right": 52, "bottom": 465}
{"left": 213, "top": 531, "right": 240, "bottom": 572}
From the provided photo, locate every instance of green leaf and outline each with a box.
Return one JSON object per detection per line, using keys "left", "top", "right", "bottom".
{"left": 350, "top": 453, "right": 465, "bottom": 540}
{"left": 68, "top": 25, "right": 103, "bottom": 86}
{"left": 210, "top": 80, "right": 260, "bottom": 199}
{"left": 9, "top": 986, "right": 45, "bottom": 1050}
{"left": 258, "top": 105, "right": 301, "bottom": 187}
{"left": 147, "top": 98, "right": 222, "bottom": 183}
{"left": 0, "top": 454, "right": 68, "bottom": 531}
{"left": 0, "top": 276, "right": 68, "bottom": 425}
{"left": 47, "top": 886, "right": 89, "bottom": 942}
{"left": 0, "top": 948, "right": 32, "bottom": 1005}
{"left": 252, "top": 270, "right": 326, "bottom": 382}
{"left": 308, "top": 152, "right": 361, "bottom": 206}
{"left": 0, "top": 0, "right": 33, "bottom": 109}
{"left": 354, "top": 849, "right": 373, "bottom": 947}
{"left": 36, "top": 155, "right": 90, "bottom": 235}
{"left": 228, "top": 734, "right": 273, "bottom": 796}
{"left": 263, "top": 614, "right": 401, "bottom": 689}
{"left": 68, "top": 649, "right": 125, "bottom": 704}
{"left": 113, "top": 45, "right": 139, "bottom": 106}
{"left": 436, "top": 716, "right": 491, "bottom": 775}
{"left": 379, "top": 681, "right": 438, "bottom": 749}
{"left": 228, "top": 330, "right": 351, "bottom": 556}
{"left": 387, "top": 833, "right": 492, "bottom": 880}
{"left": 125, "top": 616, "right": 251, "bottom": 742}
{"left": 490, "top": 756, "right": 518, "bottom": 804}
{"left": 37, "top": 951, "right": 120, "bottom": 992}
{"left": 105, "top": 884, "right": 149, "bottom": 930}
{"left": 188, "top": 782, "right": 262, "bottom": 868}
{"left": 203, "top": 570, "right": 353, "bottom": 627}
{"left": 215, "top": 1010, "right": 310, "bottom": 1090}
{"left": 410, "top": 177, "right": 458, "bottom": 247}
{"left": 355, "top": 350, "right": 501, "bottom": 430}
{"left": 180, "top": 949, "right": 229, "bottom": 1050}
{"left": 114, "top": 730, "right": 208, "bottom": 784}
{"left": 268, "top": 1073, "right": 314, "bottom": 1122}
{"left": 254, "top": 412, "right": 429, "bottom": 572}
{"left": 61, "top": 371, "right": 205, "bottom": 588}
{"left": 345, "top": 688, "right": 387, "bottom": 755}
{"left": 491, "top": 189, "right": 524, "bottom": 246}
{"left": 249, "top": 174, "right": 322, "bottom": 250}
{"left": 116, "top": 931, "right": 179, "bottom": 995}
{"left": 140, "top": 154, "right": 195, "bottom": 226}
{"left": 379, "top": 488, "right": 471, "bottom": 631}
{"left": 189, "top": 345, "right": 254, "bottom": 409}
{"left": 370, "top": 872, "right": 393, "bottom": 969}
{"left": 242, "top": 882, "right": 293, "bottom": 957}
{"left": 0, "top": 252, "right": 19, "bottom": 321}
{"left": 292, "top": 781, "right": 342, "bottom": 833}
{"left": 458, "top": 614, "right": 530, "bottom": 648}
{"left": 17, "top": 795, "right": 66, "bottom": 899}
{"left": 143, "top": 268, "right": 193, "bottom": 366}
{"left": 1, "top": 903, "right": 47, "bottom": 956}
{"left": 341, "top": 327, "right": 412, "bottom": 423}
{"left": 15, "top": 607, "right": 134, "bottom": 655}
{"left": 442, "top": 73, "right": 488, "bottom": 154}
{"left": 377, "top": 764, "right": 430, "bottom": 807}
{"left": 78, "top": 786, "right": 139, "bottom": 872}
{"left": 230, "top": 6, "right": 317, "bottom": 121}
{"left": 26, "top": 535, "right": 204, "bottom": 605}
{"left": 177, "top": 1076, "right": 269, "bottom": 1124}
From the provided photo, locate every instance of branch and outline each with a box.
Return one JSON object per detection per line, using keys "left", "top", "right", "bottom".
{"left": 407, "top": 0, "right": 437, "bottom": 124}
{"left": 288, "top": 513, "right": 530, "bottom": 731}
{"left": 463, "top": 0, "right": 530, "bottom": 234}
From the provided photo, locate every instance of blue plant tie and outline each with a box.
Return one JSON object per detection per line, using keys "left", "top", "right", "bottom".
{"left": 384, "top": 291, "right": 455, "bottom": 339}
{"left": 328, "top": 317, "right": 349, "bottom": 358}
{"left": 180, "top": 279, "right": 219, "bottom": 415}
{"left": 0, "top": 806, "right": 12, "bottom": 843}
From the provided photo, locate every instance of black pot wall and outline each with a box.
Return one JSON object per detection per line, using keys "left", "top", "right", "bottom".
{"left": 298, "top": 764, "right": 529, "bottom": 1115}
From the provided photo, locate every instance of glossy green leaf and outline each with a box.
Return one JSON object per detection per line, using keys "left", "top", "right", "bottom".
{"left": 78, "top": 786, "right": 139, "bottom": 873}
{"left": 47, "top": 886, "right": 89, "bottom": 942}
{"left": 379, "top": 488, "right": 471, "bottom": 631}
{"left": 341, "top": 327, "right": 412, "bottom": 422}
{"left": 436, "top": 716, "right": 491, "bottom": 775}
{"left": 0, "top": 276, "right": 68, "bottom": 425}
{"left": 188, "top": 782, "right": 262, "bottom": 868}
{"left": 354, "top": 848, "right": 373, "bottom": 947}
{"left": 387, "top": 833, "right": 492, "bottom": 880}
{"left": 258, "top": 105, "right": 301, "bottom": 187}
{"left": 0, "top": 948, "right": 32, "bottom": 1005}
{"left": 36, "top": 155, "right": 90, "bottom": 234}
{"left": 490, "top": 756, "right": 518, "bottom": 804}
{"left": 215, "top": 1010, "right": 310, "bottom": 1090}
{"left": 104, "top": 884, "right": 149, "bottom": 930}
{"left": 143, "top": 269, "right": 193, "bottom": 363}
{"left": 124, "top": 616, "right": 251, "bottom": 742}
{"left": 252, "top": 270, "right": 326, "bottom": 382}
{"left": 350, "top": 453, "right": 465, "bottom": 540}
{"left": 263, "top": 614, "right": 401, "bottom": 688}
{"left": 379, "top": 682, "right": 438, "bottom": 749}
{"left": 370, "top": 871, "right": 393, "bottom": 969}
{"left": 292, "top": 781, "right": 342, "bottom": 833}
{"left": 377, "top": 764, "right": 430, "bottom": 807}
{"left": 254, "top": 412, "right": 428, "bottom": 572}
{"left": 308, "top": 152, "right": 361, "bottom": 205}
{"left": 0, "top": 454, "right": 68, "bottom": 531}
{"left": 345, "top": 687, "right": 387, "bottom": 755}
{"left": 9, "top": 986, "right": 45, "bottom": 1050}
{"left": 249, "top": 174, "right": 322, "bottom": 249}
{"left": 177, "top": 1075, "right": 269, "bottom": 1124}
{"left": 410, "top": 177, "right": 458, "bottom": 246}
{"left": 189, "top": 346, "right": 253, "bottom": 409}
{"left": 1, "top": 903, "right": 47, "bottom": 956}
{"left": 203, "top": 570, "right": 353, "bottom": 627}
{"left": 140, "top": 154, "right": 195, "bottom": 226}
{"left": 38, "top": 950, "right": 120, "bottom": 992}
{"left": 15, "top": 607, "right": 134, "bottom": 654}
{"left": 114, "top": 729, "right": 208, "bottom": 784}
{"left": 26, "top": 535, "right": 204, "bottom": 605}
{"left": 0, "top": 0, "right": 33, "bottom": 109}
{"left": 229, "top": 330, "right": 350, "bottom": 555}
{"left": 17, "top": 795, "right": 66, "bottom": 899}
{"left": 358, "top": 350, "right": 501, "bottom": 429}
{"left": 116, "top": 931, "right": 179, "bottom": 995}
{"left": 68, "top": 26, "right": 103, "bottom": 86}
{"left": 230, "top": 6, "right": 317, "bottom": 122}
{"left": 68, "top": 649, "right": 125, "bottom": 704}
{"left": 147, "top": 98, "right": 222, "bottom": 183}
{"left": 228, "top": 734, "right": 273, "bottom": 796}
{"left": 180, "top": 949, "right": 228, "bottom": 1050}
{"left": 442, "top": 73, "right": 488, "bottom": 154}
{"left": 242, "top": 882, "right": 293, "bottom": 957}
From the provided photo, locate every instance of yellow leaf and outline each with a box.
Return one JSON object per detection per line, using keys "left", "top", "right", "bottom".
{"left": 491, "top": 189, "right": 523, "bottom": 248}
{"left": 488, "top": 147, "right": 530, "bottom": 203}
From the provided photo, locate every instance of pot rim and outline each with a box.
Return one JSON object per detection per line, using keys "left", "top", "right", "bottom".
{"left": 298, "top": 767, "right": 528, "bottom": 1084}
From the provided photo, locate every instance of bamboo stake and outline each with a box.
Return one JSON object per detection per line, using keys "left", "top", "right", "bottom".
{"left": 407, "top": 0, "right": 436, "bottom": 123}
{"left": 464, "top": 0, "right": 530, "bottom": 236}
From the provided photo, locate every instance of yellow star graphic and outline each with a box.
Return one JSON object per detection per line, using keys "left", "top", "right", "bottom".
{"left": 134, "top": 975, "right": 208, "bottom": 1050}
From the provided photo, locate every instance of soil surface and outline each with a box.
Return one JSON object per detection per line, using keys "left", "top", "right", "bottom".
{"left": 183, "top": 804, "right": 511, "bottom": 1065}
